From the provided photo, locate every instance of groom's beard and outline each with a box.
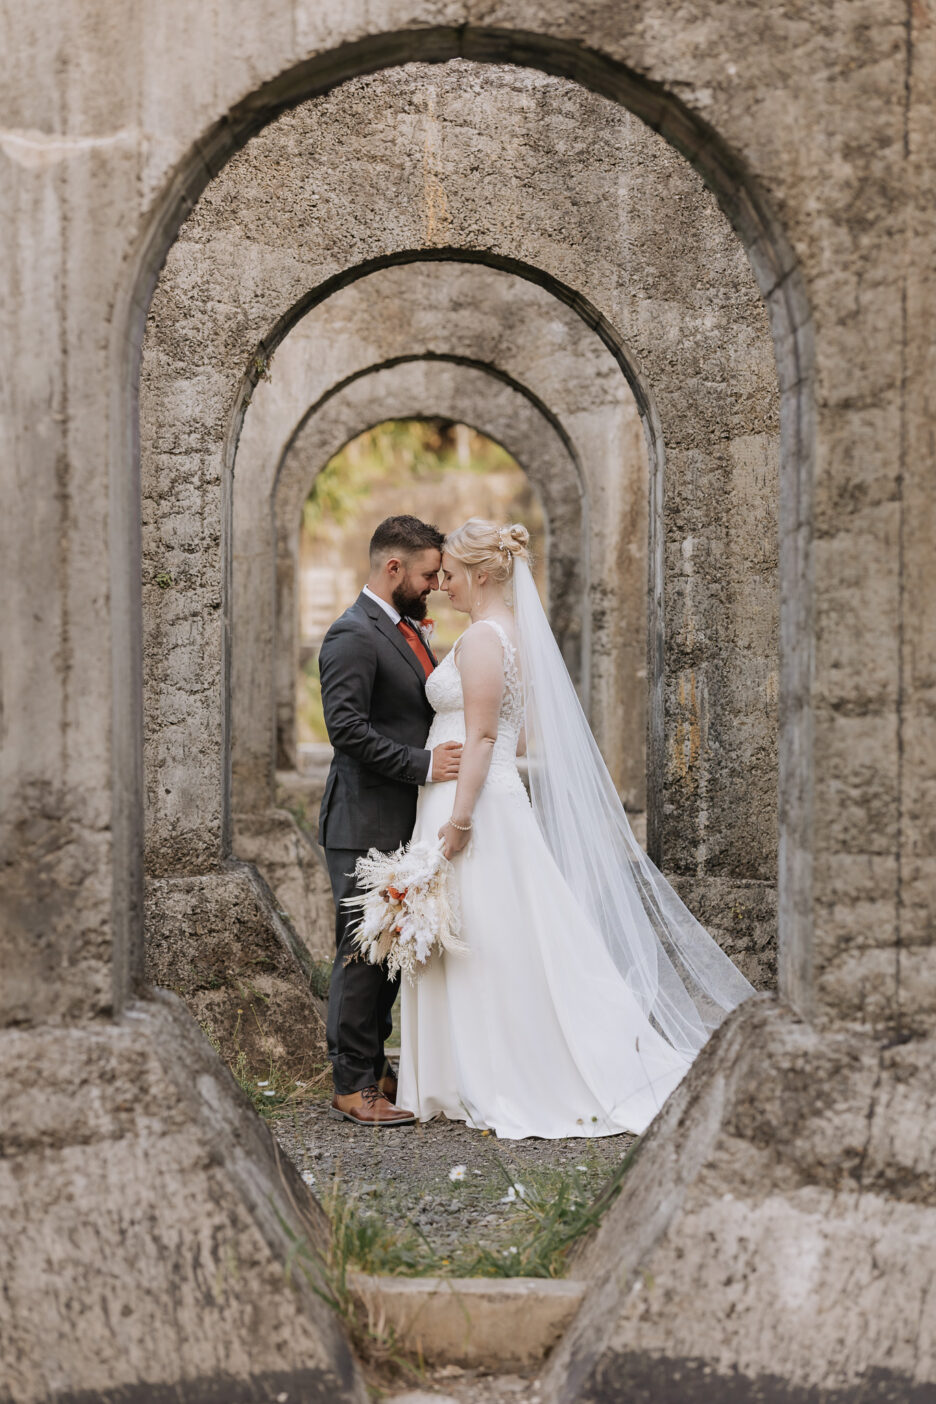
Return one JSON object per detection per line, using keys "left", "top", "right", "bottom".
{"left": 392, "top": 581, "right": 429, "bottom": 622}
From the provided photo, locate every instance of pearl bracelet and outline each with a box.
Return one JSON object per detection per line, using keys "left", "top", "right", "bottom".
{"left": 449, "top": 817, "right": 473, "bottom": 832}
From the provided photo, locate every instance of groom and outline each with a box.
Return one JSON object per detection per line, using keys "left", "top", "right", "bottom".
{"left": 318, "top": 515, "right": 461, "bottom": 1126}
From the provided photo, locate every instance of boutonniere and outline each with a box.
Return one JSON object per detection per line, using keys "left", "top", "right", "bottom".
{"left": 418, "top": 618, "right": 435, "bottom": 643}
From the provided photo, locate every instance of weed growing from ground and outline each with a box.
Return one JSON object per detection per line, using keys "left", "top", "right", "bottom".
{"left": 306, "top": 1142, "right": 643, "bottom": 1281}
{"left": 200, "top": 1015, "right": 329, "bottom": 1120}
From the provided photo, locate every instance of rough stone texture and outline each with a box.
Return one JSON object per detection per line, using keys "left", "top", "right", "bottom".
{"left": 144, "top": 862, "right": 328, "bottom": 1080}
{"left": 0, "top": 993, "right": 365, "bottom": 1403}
{"left": 3, "top": 2, "right": 935, "bottom": 1399}
{"left": 233, "top": 809, "right": 336, "bottom": 961}
{"left": 142, "top": 61, "right": 779, "bottom": 959}
{"left": 670, "top": 874, "right": 778, "bottom": 990}
{"left": 544, "top": 999, "right": 936, "bottom": 1402}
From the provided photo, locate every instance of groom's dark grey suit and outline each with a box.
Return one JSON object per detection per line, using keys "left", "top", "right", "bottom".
{"left": 318, "top": 590, "right": 436, "bottom": 1094}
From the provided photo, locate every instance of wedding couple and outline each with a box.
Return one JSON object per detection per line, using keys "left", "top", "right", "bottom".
{"left": 318, "top": 515, "right": 754, "bottom": 1138}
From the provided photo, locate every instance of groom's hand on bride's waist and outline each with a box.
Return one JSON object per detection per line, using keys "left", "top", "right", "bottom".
{"left": 431, "top": 741, "right": 462, "bottom": 782}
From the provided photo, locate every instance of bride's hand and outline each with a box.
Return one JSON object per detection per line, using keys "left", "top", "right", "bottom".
{"left": 439, "top": 820, "right": 471, "bottom": 860}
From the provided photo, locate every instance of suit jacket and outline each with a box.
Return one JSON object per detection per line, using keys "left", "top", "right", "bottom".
{"left": 317, "top": 591, "right": 437, "bottom": 851}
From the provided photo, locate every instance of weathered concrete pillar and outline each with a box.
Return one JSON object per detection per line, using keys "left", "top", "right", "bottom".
{"left": 546, "top": 998, "right": 936, "bottom": 1402}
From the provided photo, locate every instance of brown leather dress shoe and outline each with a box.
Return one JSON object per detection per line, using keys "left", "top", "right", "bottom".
{"left": 377, "top": 1073, "right": 398, "bottom": 1104}
{"left": 329, "top": 1084, "right": 416, "bottom": 1127}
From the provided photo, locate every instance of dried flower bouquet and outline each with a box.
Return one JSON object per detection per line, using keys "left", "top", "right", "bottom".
{"left": 343, "top": 838, "right": 466, "bottom": 981}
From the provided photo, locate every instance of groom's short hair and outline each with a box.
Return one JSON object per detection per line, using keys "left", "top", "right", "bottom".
{"left": 369, "top": 515, "right": 445, "bottom": 565}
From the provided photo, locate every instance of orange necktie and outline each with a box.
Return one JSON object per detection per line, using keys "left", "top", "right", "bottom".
{"left": 397, "top": 620, "right": 435, "bottom": 680}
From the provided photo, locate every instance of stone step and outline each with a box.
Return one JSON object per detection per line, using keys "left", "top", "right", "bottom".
{"left": 350, "top": 1273, "right": 585, "bottom": 1371}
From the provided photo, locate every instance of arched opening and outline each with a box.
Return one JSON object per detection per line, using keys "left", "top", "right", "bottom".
{"left": 124, "top": 43, "right": 808, "bottom": 1044}
{"left": 292, "top": 417, "right": 547, "bottom": 764}
{"left": 125, "top": 28, "right": 797, "bottom": 1309}
{"left": 217, "top": 248, "right": 665, "bottom": 986}
{"left": 4, "top": 12, "right": 858, "bottom": 1403}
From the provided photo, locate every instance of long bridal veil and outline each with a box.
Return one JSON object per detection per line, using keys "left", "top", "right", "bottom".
{"left": 512, "top": 557, "right": 754, "bottom": 1059}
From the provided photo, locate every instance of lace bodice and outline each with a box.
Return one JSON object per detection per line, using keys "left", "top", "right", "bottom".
{"left": 425, "top": 618, "right": 527, "bottom": 798}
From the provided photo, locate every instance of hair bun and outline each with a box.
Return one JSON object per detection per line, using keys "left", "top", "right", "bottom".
{"left": 443, "top": 517, "right": 531, "bottom": 583}
{"left": 500, "top": 523, "right": 530, "bottom": 556}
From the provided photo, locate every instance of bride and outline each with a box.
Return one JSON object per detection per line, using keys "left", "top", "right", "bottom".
{"left": 396, "top": 518, "right": 754, "bottom": 1140}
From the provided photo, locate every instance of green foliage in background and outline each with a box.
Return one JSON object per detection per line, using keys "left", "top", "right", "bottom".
{"left": 297, "top": 655, "right": 329, "bottom": 745}
{"left": 297, "top": 417, "right": 541, "bottom": 747}
{"left": 303, "top": 418, "right": 515, "bottom": 535}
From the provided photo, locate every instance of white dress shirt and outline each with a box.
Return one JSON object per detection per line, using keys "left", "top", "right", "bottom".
{"left": 362, "top": 585, "right": 434, "bottom": 782}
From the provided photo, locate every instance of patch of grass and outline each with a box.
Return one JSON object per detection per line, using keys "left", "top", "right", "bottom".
{"left": 277, "top": 1190, "right": 433, "bottom": 1389}
{"left": 454, "top": 1161, "right": 608, "bottom": 1278}
{"left": 231, "top": 1051, "right": 332, "bottom": 1121}
{"left": 307, "top": 1145, "right": 642, "bottom": 1283}
{"left": 199, "top": 1015, "right": 328, "bottom": 1121}
{"left": 323, "top": 1179, "right": 445, "bottom": 1279}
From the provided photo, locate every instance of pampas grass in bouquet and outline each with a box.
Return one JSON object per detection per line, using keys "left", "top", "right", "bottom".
{"left": 343, "top": 839, "right": 466, "bottom": 982}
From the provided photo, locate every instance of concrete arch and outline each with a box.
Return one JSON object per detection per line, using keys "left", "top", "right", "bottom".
{"left": 9, "top": 5, "right": 936, "bottom": 1401}
{"left": 271, "top": 361, "right": 583, "bottom": 782}
{"left": 141, "top": 63, "right": 780, "bottom": 988}
{"left": 229, "top": 258, "right": 649, "bottom": 817}
{"left": 122, "top": 38, "right": 809, "bottom": 1046}
{"left": 232, "top": 356, "right": 586, "bottom": 959}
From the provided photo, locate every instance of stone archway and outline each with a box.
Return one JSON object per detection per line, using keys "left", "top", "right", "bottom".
{"left": 229, "top": 256, "right": 649, "bottom": 813}
{"left": 13, "top": 6, "right": 935, "bottom": 1400}
{"left": 141, "top": 61, "right": 780, "bottom": 1008}
{"left": 130, "top": 45, "right": 801, "bottom": 1396}
{"left": 271, "top": 366, "right": 578, "bottom": 764}
{"left": 231, "top": 353, "right": 587, "bottom": 959}
{"left": 237, "top": 356, "right": 586, "bottom": 807}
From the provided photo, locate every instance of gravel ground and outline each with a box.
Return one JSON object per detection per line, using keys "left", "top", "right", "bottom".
{"left": 273, "top": 1086, "right": 635, "bottom": 1263}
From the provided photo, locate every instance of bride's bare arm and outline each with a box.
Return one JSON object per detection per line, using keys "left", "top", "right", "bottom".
{"left": 439, "top": 625, "right": 505, "bottom": 858}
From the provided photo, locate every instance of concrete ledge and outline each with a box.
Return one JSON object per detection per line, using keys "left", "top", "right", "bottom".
{"left": 233, "top": 808, "right": 336, "bottom": 960}
{"left": 144, "top": 860, "right": 327, "bottom": 1081}
{"left": 0, "top": 995, "right": 365, "bottom": 1402}
{"left": 350, "top": 1273, "right": 585, "bottom": 1369}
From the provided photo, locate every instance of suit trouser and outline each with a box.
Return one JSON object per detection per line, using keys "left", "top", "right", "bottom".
{"left": 324, "top": 847, "right": 399, "bottom": 1095}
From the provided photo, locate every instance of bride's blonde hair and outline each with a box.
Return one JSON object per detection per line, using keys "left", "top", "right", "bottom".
{"left": 444, "top": 519, "right": 531, "bottom": 584}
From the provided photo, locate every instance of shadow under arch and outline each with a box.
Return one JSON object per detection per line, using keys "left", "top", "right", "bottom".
{"left": 113, "top": 25, "right": 813, "bottom": 1018}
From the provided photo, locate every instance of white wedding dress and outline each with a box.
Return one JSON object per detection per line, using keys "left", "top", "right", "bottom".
{"left": 396, "top": 618, "right": 694, "bottom": 1140}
